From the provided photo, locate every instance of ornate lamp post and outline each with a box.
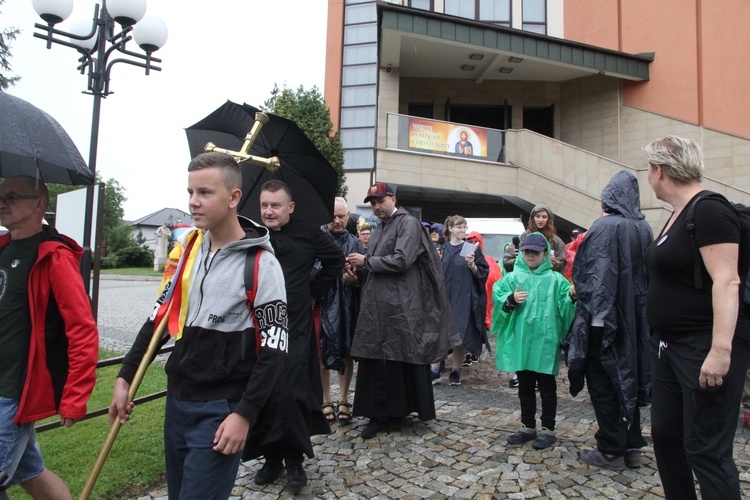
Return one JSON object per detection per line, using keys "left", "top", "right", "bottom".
{"left": 32, "top": 0, "right": 167, "bottom": 316}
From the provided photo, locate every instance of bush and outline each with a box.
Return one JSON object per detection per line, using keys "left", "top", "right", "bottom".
{"left": 100, "top": 255, "right": 119, "bottom": 269}
{"left": 114, "top": 246, "right": 153, "bottom": 268}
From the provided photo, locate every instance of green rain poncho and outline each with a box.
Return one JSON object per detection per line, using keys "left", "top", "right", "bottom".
{"left": 491, "top": 234, "right": 576, "bottom": 375}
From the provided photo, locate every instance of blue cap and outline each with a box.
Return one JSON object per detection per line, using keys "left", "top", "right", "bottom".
{"left": 519, "top": 233, "right": 547, "bottom": 252}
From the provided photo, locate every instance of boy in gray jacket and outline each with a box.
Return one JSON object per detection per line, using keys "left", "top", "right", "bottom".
{"left": 109, "top": 152, "right": 288, "bottom": 499}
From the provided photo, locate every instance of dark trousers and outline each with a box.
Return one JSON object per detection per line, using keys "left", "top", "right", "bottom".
{"left": 650, "top": 333, "right": 750, "bottom": 500}
{"left": 585, "top": 328, "right": 647, "bottom": 456}
{"left": 517, "top": 370, "right": 557, "bottom": 431}
{"left": 164, "top": 396, "right": 242, "bottom": 500}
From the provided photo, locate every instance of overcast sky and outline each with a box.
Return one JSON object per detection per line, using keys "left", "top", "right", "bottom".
{"left": 2, "top": 0, "right": 328, "bottom": 220}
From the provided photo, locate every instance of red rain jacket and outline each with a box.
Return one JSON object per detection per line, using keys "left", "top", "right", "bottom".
{"left": 0, "top": 228, "right": 98, "bottom": 424}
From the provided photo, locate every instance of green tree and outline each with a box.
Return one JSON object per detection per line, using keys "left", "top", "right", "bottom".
{"left": 263, "top": 84, "right": 347, "bottom": 198}
{"left": 0, "top": 0, "right": 21, "bottom": 89}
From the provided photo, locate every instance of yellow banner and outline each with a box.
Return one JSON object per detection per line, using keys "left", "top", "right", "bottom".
{"left": 408, "top": 119, "right": 488, "bottom": 157}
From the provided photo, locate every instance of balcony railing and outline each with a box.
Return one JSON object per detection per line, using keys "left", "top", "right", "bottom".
{"left": 385, "top": 113, "right": 506, "bottom": 163}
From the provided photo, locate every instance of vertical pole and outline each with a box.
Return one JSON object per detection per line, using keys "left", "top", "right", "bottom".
{"left": 81, "top": 91, "right": 101, "bottom": 315}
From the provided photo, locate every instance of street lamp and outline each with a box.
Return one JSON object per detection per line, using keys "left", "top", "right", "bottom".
{"left": 32, "top": 0, "right": 168, "bottom": 317}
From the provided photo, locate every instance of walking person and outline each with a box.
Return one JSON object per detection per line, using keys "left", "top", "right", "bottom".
{"left": 247, "top": 180, "right": 344, "bottom": 490}
{"left": 0, "top": 175, "right": 99, "bottom": 500}
{"left": 491, "top": 233, "right": 577, "bottom": 450}
{"left": 643, "top": 136, "right": 749, "bottom": 499}
{"left": 564, "top": 170, "right": 653, "bottom": 470}
{"left": 430, "top": 216, "right": 489, "bottom": 385}
{"left": 110, "top": 153, "right": 289, "bottom": 499}
{"left": 318, "top": 198, "right": 363, "bottom": 425}
{"left": 346, "top": 182, "right": 459, "bottom": 439}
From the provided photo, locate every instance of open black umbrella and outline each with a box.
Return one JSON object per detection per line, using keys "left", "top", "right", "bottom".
{"left": 185, "top": 101, "right": 338, "bottom": 225}
{"left": 0, "top": 91, "right": 93, "bottom": 185}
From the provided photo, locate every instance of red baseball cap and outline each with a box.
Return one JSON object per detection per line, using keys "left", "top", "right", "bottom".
{"left": 364, "top": 182, "right": 395, "bottom": 202}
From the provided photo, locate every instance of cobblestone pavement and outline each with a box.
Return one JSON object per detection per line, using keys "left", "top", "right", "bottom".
{"left": 131, "top": 350, "right": 750, "bottom": 500}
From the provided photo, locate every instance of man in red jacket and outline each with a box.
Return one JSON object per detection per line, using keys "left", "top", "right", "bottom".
{"left": 0, "top": 176, "right": 98, "bottom": 500}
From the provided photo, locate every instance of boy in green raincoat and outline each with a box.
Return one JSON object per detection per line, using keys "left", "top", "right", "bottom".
{"left": 491, "top": 232, "right": 576, "bottom": 450}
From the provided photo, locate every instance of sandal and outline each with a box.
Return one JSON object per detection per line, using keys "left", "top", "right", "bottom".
{"left": 322, "top": 402, "right": 336, "bottom": 423}
{"left": 336, "top": 401, "right": 352, "bottom": 424}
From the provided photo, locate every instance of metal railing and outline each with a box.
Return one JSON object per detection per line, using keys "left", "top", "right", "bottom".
{"left": 36, "top": 345, "right": 174, "bottom": 433}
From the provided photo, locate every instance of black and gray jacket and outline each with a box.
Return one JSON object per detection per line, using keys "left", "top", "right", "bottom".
{"left": 120, "top": 216, "right": 288, "bottom": 424}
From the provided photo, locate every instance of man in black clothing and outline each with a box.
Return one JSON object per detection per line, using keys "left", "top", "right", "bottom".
{"left": 245, "top": 180, "right": 344, "bottom": 490}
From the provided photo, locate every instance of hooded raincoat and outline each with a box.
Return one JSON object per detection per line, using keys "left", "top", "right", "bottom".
{"left": 467, "top": 231, "right": 502, "bottom": 330}
{"left": 563, "top": 170, "right": 653, "bottom": 422}
{"left": 351, "top": 207, "right": 459, "bottom": 364}
{"left": 491, "top": 235, "right": 576, "bottom": 375}
{"left": 503, "top": 203, "right": 566, "bottom": 273}
{"left": 318, "top": 225, "right": 363, "bottom": 372}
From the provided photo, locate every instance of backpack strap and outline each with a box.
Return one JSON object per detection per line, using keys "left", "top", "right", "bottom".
{"left": 243, "top": 247, "right": 262, "bottom": 353}
{"left": 685, "top": 191, "right": 731, "bottom": 290}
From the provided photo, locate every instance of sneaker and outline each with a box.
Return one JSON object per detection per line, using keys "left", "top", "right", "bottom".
{"left": 462, "top": 354, "right": 473, "bottom": 367}
{"left": 470, "top": 354, "right": 479, "bottom": 364}
{"left": 431, "top": 371, "right": 442, "bottom": 385}
{"left": 624, "top": 449, "right": 642, "bottom": 469}
{"left": 531, "top": 427, "right": 557, "bottom": 450}
{"left": 361, "top": 417, "right": 387, "bottom": 439}
{"left": 507, "top": 426, "right": 537, "bottom": 445}
{"left": 509, "top": 374, "right": 519, "bottom": 388}
{"left": 448, "top": 371, "right": 461, "bottom": 385}
{"left": 285, "top": 460, "right": 307, "bottom": 489}
{"left": 580, "top": 449, "right": 625, "bottom": 471}
{"left": 254, "top": 459, "right": 284, "bottom": 485}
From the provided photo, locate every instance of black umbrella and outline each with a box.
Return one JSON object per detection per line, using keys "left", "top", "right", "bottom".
{"left": 185, "top": 100, "right": 338, "bottom": 225}
{"left": 0, "top": 91, "right": 93, "bottom": 185}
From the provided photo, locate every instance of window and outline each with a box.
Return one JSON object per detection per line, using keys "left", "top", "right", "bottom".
{"left": 409, "top": 0, "right": 432, "bottom": 10}
{"left": 522, "top": 0, "right": 546, "bottom": 34}
{"left": 343, "top": 45, "right": 377, "bottom": 65}
{"left": 344, "top": 24, "right": 377, "bottom": 45}
{"left": 341, "top": 107, "right": 377, "bottom": 128}
{"left": 344, "top": 149, "right": 375, "bottom": 170}
{"left": 342, "top": 65, "right": 377, "bottom": 86}
{"left": 341, "top": 128, "right": 376, "bottom": 148}
{"left": 445, "top": 0, "right": 475, "bottom": 20}
{"left": 345, "top": 3, "right": 377, "bottom": 24}
{"left": 479, "top": 0, "right": 511, "bottom": 26}
{"left": 342, "top": 86, "right": 377, "bottom": 107}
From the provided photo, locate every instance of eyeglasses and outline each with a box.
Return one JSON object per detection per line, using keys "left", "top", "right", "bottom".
{"left": 0, "top": 193, "right": 39, "bottom": 205}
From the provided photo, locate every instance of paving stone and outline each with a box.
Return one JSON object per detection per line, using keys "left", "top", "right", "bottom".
{"left": 132, "top": 344, "right": 750, "bottom": 499}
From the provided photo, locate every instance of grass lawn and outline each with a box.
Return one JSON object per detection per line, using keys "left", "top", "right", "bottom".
{"left": 7, "top": 350, "right": 168, "bottom": 500}
{"left": 98, "top": 267, "right": 163, "bottom": 277}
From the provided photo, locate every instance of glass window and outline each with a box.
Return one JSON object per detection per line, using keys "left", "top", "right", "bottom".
{"left": 345, "top": 0, "right": 371, "bottom": 4}
{"left": 522, "top": 0, "right": 546, "bottom": 34}
{"left": 344, "top": 24, "right": 377, "bottom": 45}
{"left": 344, "top": 149, "right": 375, "bottom": 170}
{"left": 343, "top": 45, "right": 377, "bottom": 65}
{"left": 342, "top": 65, "right": 377, "bottom": 86}
{"left": 523, "top": 0, "right": 545, "bottom": 21}
{"left": 341, "top": 128, "right": 376, "bottom": 148}
{"left": 409, "top": 0, "right": 432, "bottom": 10}
{"left": 445, "top": 0, "right": 475, "bottom": 19}
{"left": 341, "top": 107, "right": 377, "bottom": 128}
{"left": 480, "top": 0, "right": 510, "bottom": 23}
{"left": 342, "top": 86, "right": 377, "bottom": 107}
{"left": 345, "top": 3, "right": 377, "bottom": 24}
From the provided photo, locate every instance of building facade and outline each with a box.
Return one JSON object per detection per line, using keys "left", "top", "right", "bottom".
{"left": 324, "top": 0, "right": 750, "bottom": 240}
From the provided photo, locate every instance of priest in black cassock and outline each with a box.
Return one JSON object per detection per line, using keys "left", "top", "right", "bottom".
{"left": 244, "top": 180, "right": 344, "bottom": 490}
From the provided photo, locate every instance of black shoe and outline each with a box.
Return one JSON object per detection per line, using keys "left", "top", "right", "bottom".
{"left": 448, "top": 371, "right": 461, "bottom": 385}
{"left": 254, "top": 459, "right": 284, "bottom": 485}
{"left": 509, "top": 375, "right": 519, "bottom": 388}
{"left": 285, "top": 460, "right": 307, "bottom": 489}
{"left": 507, "top": 427, "right": 537, "bottom": 445}
{"left": 431, "top": 370, "right": 442, "bottom": 385}
{"left": 361, "top": 418, "right": 387, "bottom": 439}
{"left": 462, "top": 353, "right": 473, "bottom": 367}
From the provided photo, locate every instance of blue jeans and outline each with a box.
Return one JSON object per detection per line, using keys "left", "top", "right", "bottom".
{"left": 0, "top": 398, "right": 43, "bottom": 489}
{"left": 164, "top": 396, "right": 242, "bottom": 500}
